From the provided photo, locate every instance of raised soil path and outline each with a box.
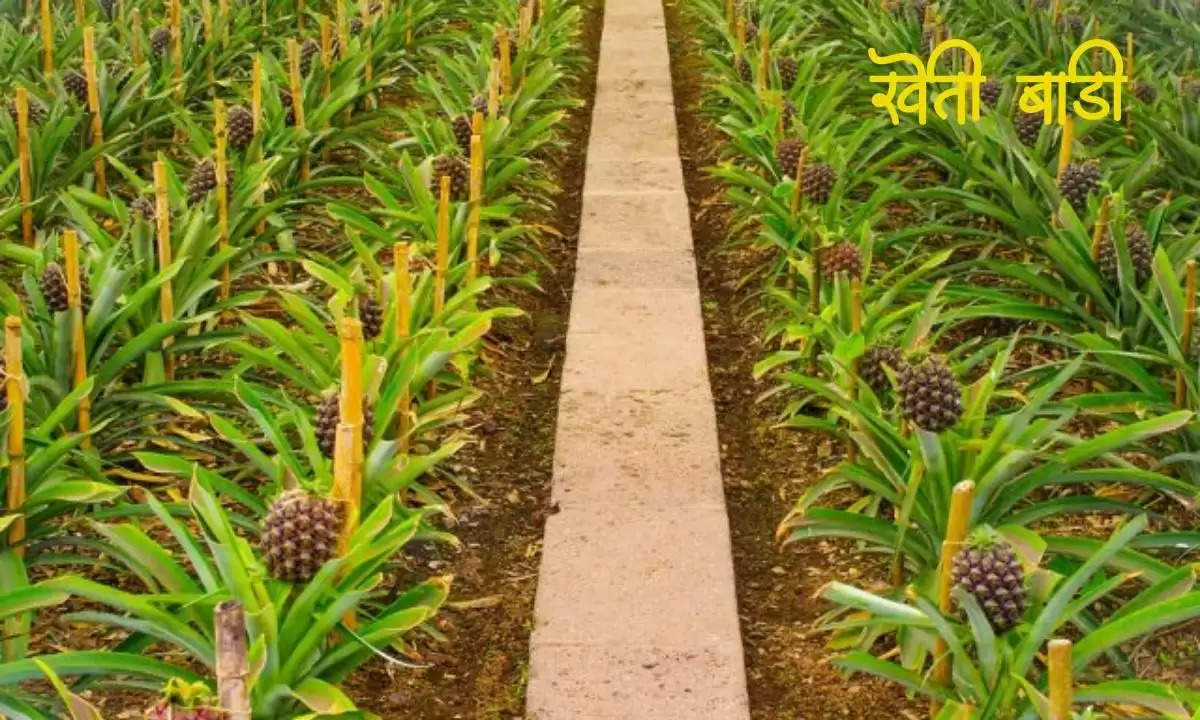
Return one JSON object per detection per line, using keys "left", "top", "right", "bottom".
{"left": 523, "top": 0, "right": 752, "bottom": 716}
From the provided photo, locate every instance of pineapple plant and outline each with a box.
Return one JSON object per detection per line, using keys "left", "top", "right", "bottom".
{"left": 776, "top": 57, "right": 797, "bottom": 88}
{"left": 315, "top": 390, "right": 375, "bottom": 456}
{"left": 1014, "top": 110, "right": 1043, "bottom": 146}
{"left": 261, "top": 488, "right": 346, "bottom": 583}
{"left": 1058, "top": 161, "right": 1101, "bottom": 213}
{"left": 63, "top": 70, "right": 89, "bottom": 104}
{"left": 131, "top": 195, "right": 156, "bottom": 223}
{"left": 800, "top": 162, "right": 836, "bottom": 204}
{"left": 951, "top": 526, "right": 1028, "bottom": 632}
{"left": 820, "top": 242, "right": 862, "bottom": 279}
{"left": 145, "top": 678, "right": 227, "bottom": 720}
{"left": 360, "top": 293, "right": 383, "bottom": 339}
{"left": 897, "top": 358, "right": 962, "bottom": 432}
{"left": 776, "top": 138, "right": 806, "bottom": 177}
{"left": 429, "top": 155, "right": 469, "bottom": 200}
{"left": 41, "top": 262, "right": 91, "bottom": 314}
{"left": 226, "top": 105, "right": 254, "bottom": 150}
{"left": 1098, "top": 224, "right": 1153, "bottom": 285}
{"left": 860, "top": 345, "right": 904, "bottom": 393}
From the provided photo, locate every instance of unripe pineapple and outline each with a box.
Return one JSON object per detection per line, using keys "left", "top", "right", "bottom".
{"left": 226, "top": 105, "right": 254, "bottom": 150}
{"left": 860, "top": 345, "right": 904, "bottom": 393}
{"left": 776, "top": 57, "right": 798, "bottom": 89}
{"left": 979, "top": 78, "right": 1001, "bottom": 109}
{"left": 1058, "top": 161, "right": 1101, "bottom": 214}
{"left": 734, "top": 54, "right": 752, "bottom": 83}
{"left": 7, "top": 96, "right": 47, "bottom": 126}
{"left": 186, "top": 160, "right": 217, "bottom": 207}
{"left": 315, "top": 391, "right": 375, "bottom": 457}
{"left": 299, "top": 39, "right": 320, "bottom": 75}
{"left": 1061, "top": 13, "right": 1084, "bottom": 37}
{"left": 429, "top": 155, "right": 469, "bottom": 201}
{"left": 1098, "top": 225, "right": 1153, "bottom": 286}
{"left": 360, "top": 294, "right": 383, "bottom": 340}
{"left": 150, "top": 27, "right": 171, "bottom": 56}
{"left": 279, "top": 88, "right": 297, "bottom": 126}
{"left": 63, "top": 70, "right": 89, "bottom": 104}
{"left": 0, "top": 360, "right": 7, "bottom": 413}
{"left": 472, "top": 94, "right": 488, "bottom": 114}
{"left": 743, "top": 21, "right": 758, "bottom": 44}
{"left": 98, "top": 0, "right": 114, "bottom": 16}
{"left": 452, "top": 114, "right": 474, "bottom": 156}
{"left": 261, "top": 489, "right": 345, "bottom": 583}
{"left": 349, "top": 16, "right": 364, "bottom": 34}
{"left": 898, "top": 359, "right": 962, "bottom": 432}
{"left": 41, "top": 263, "right": 91, "bottom": 314}
{"left": 145, "top": 679, "right": 227, "bottom": 720}
{"left": 821, "top": 242, "right": 862, "bottom": 279}
{"left": 952, "top": 527, "right": 1028, "bottom": 633}
{"left": 131, "top": 196, "right": 156, "bottom": 223}
{"left": 801, "top": 162, "right": 837, "bottom": 204}
{"left": 1133, "top": 82, "right": 1157, "bottom": 104}
{"left": 1014, "top": 110, "right": 1043, "bottom": 146}
{"left": 776, "top": 138, "right": 806, "bottom": 177}
{"left": 782, "top": 99, "right": 796, "bottom": 130}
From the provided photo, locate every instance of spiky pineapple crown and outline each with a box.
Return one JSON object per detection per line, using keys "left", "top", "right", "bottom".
{"left": 963, "top": 524, "right": 1006, "bottom": 551}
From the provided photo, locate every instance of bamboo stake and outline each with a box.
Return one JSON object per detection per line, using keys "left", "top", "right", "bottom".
{"left": 132, "top": 9, "right": 143, "bottom": 65}
{"left": 847, "top": 277, "right": 862, "bottom": 463}
{"left": 362, "top": 2, "right": 374, "bottom": 105}
{"left": 498, "top": 26, "right": 512, "bottom": 97}
{"left": 252, "top": 56, "right": 268, "bottom": 243}
{"left": 203, "top": 1, "right": 216, "bottom": 90}
{"left": 321, "top": 16, "right": 333, "bottom": 104}
{"left": 931, "top": 481, "right": 975, "bottom": 717}
{"left": 1048, "top": 639, "right": 1073, "bottom": 720}
{"left": 63, "top": 231, "right": 91, "bottom": 448}
{"left": 286, "top": 39, "right": 309, "bottom": 181}
{"left": 487, "top": 58, "right": 500, "bottom": 116}
{"left": 83, "top": 27, "right": 106, "bottom": 196}
{"left": 334, "top": 317, "right": 365, "bottom": 547}
{"left": 15, "top": 88, "right": 33, "bottom": 247}
{"left": 467, "top": 131, "right": 483, "bottom": 284}
{"left": 73, "top": 0, "right": 84, "bottom": 30}
{"left": 217, "top": 0, "right": 229, "bottom": 47}
{"left": 5, "top": 316, "right": 26, "bottom": 557}
{"left": 171, "top": 0, "right": 183, "bottom": 101}
{"left": 393, "top": 242, "right": 411, "bottom": 453}
{"left": 336, "top": 0, "right": 349, "bottom": 62}
{"left": 518, "top": 2, "right": 533, "bottom": 49}
{"left": 1176, "top": 260, "right": 1197, "bottom": 409}
{"left": 735, "top": 16, "right": 746, "bottom": 54}
{"left": 757, "top": 26, "right": 770, "bottom": 93}
{"left": 214, "top": 602, "right": 251, "bottom": 720}
{"left": 39, "top": 0, "right": 52, "bottom": 76}
{"left": 1084, "top": 196, "right": 1111, "bottom": 316}
{"left": 435, "top": 175, "right": 450, "bottom": 316}
{"left": 214, "top": 100, "right": 230, "bottom": 300}
{"left": 1056, "top": 116, "right": 1074, "bottom": 183}
{"left": 154, "top": 159, "right": 175, "bottom": 380}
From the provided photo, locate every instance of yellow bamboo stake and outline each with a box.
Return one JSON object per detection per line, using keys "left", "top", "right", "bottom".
{"left": 847, "top": 277, "right": 862, "bottom": 463}
{"left": 73, "top": 0, "right": 84, "bottom": 28}
{"left": 217, "top": 0, "right": 229, "bottom": 47}
{"left": 15, "top": 88, "right": 33, "bottom": 247}
{"left": 63, "top": 231, "right": 91, "bottom": 448}
{"left": 5, "top": 316, "right": 26, "bottom": 557}
{"left": 83, "top": 27, "right": 106, "bottom": 196}
{"left": 393, "top": 242, "right": 411, "bottom": 453}
{"left": 362, "top": 2, "right": 374, "bottom": 105}
{"left": 39, "top": 0, "right": 52, "bottom": 76}
{"left": 497, "top": 26, "right": 512, "bottom": 97}
{"left": 435, "top": 175, "right": 450, "bottom": 316}
{"left": 252, "top": 56, "right": 268, "bottom": 242}
{"left": 131, "top": 9, "right": 144, "bottom": 65}
{"left": 214, "top": 100, "right": 230, "bottom": 300}
{"left": 286, "top": 39, "right": 309, "bottom": 181}
{"left": 203, "top": 1, "right": 216, "bottom": 90}
{"left": 321, "top": 16, "right": 333, "bottom": 104}
{"left": 1048, "top": 639, "right": 1073, "bottom": 720}
{"left": 467, "top": 131, "right": 483, "bottom": 283}
{"left": 154, "top": 159, "right": 175, "bottom": 380}
{"left": 336, "top": 0, "right": 349, "bottom": 61}
{"left": 735, "top": 16, "right": 745, "bottom": 53}
{"left": 334, "top": 317, "right": 364, "bottom": 539}
{"left": 1084, "top": 196, "right": 1111, "bottom": 316}
{"left": 170, "top": 0, "right": 183, "bottom": 101}
{"left": 1056, "top": 115, "right": 1074, "bottom": 182}
{"left": 757, "top": 26, "right": 770, "bottom": 93}
{"left": 487, "top": 57, "right": 500, "bottom": 116}
{"left": 1176, "top": 260, "right": 1197, "bottom": 409}
{"left": 931, "top": 481, "right": 975, "bottom": 717}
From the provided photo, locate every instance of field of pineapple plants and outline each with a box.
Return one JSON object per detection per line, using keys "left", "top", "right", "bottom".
{"left": 663, "top": 0, "right": 1200, "bottom": 717}
{"left": 0, "top": 0, "right": 602, "bottom": 713}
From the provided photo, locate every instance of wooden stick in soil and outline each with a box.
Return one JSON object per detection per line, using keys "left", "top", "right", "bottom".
{"left": 1176, "top": 259, "right": 1197, "bottom": 409}
{"left": 487, "top": 57, "right": 501, "bottom": 116}
{"left": 336, "top": 0, "right": 349, "bottom": 61}
{"left": 131, "top": 9, "right": 143, "bottom": 65}
{"left": 15, "top": 88, "right": 33, "bottom": 247}
{"left": 757, "top": 26, "right": 770, "bottom": 93}
{"left": 154, "top": 159, "right": 176, "bottom": 380}
{"left": 171, "top": 0, "right": 183, "bottom": 101}
{"left": 1048, "top": 639, "right": 1073, "bottom": 720}
{"left": 333, "top": 316, "right": 365, "bottom": 569}
{"left": 362, "top": 3, "right": 375, "bottom": 107}
{"left": 214, "top": 601, "right": 251, "bottom": 720}
{"left": 931, "top": 480, "right": 975, "bottom": 717}
{"left": 73, "top": 0, "right": 84, "bottom": 33}
{"left": 286, "top": 39, "right": 309, "bottom": 181}
{"left": 5, "top": 316, "right": 26, "bottom": 557}
{"left": 63, "top": 230, "right": 91, "bottom": 449}
{"left": 203, "top": 1, "right": 216, "bottom": 90}
{"left": 735, "top": 16, "right": 745, "bottom": 54}
{"left": 394, "top": 242, "right": 411, "bottom": 453}
{"left": 846, "top": 276, "right": 861, "bottom": 464}
{"left": 435, "top": 175, "right": 451, "bottom": 316}
{"left": 39, "top": 0, "right": 52, "bottom": 76}
{"left": 467, "top": 131, "right": 483, "bottom": 283}
{"left": 1056, "top": 115, "right": 1074, "bottom": 183}
{"left": 498, "top": 25, "right": 512, "bottom": 97}
{"left": 1084, "top": 195, "right": 1111, "bottom": 317}
{"left": 83, "top": 27, "right": 106, "bottom": 196}
{"left": 215, "top": 100, "right": 231, "bottom": 301}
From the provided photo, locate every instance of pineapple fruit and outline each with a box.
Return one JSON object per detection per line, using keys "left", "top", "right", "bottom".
{"left": 63, "top": 70, "right": 89, "bottom": 104}
{"left": 860, "top": 345, "right": 904, "bottom": 393}
{"left": 821, "top": 242, "right": 862, "bottom": 279}
{"left": 952, "top": 527, "right": 1028, "bottom": 632}
{"left": 41, "top": 263, "right": 92, "bottom": 314}
{"left": 261, "top": 489, "right": 345, "bottom": 583}
{"left": 776, "top": 138, "right": 806, "bottom": 177}
{"left": 360, "top": 294, "right": 383, "bottom": 340}
{"left": 800, "top": 162, "right": 837, "bottom": 204}
{"left": 898, "top": 359, "right": 962, "bottom": 432}
{"left": 1098, "top": 225, "right": 1153, "bottom": 286}
{"left": 1058, "top": 161, "right": 1101, "bottom": 214}
{"left": 429, "top": 155, "right": 469, "bottom": 201}
{"left": 1014, "top": 110, "right": 1043, "bottom": 146}
{"left": 315, "top": 391, "right": 375, "bottom": 457}
{"left": 226, "top": 105, "right": 255, "bottom": 151}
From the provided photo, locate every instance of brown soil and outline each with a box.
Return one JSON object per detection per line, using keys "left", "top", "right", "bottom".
{"left": 661, "top": 1, "right": 920, "bottom": 718}
{"left": 342, "top": 0, "right": 604, "bottom": 717}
